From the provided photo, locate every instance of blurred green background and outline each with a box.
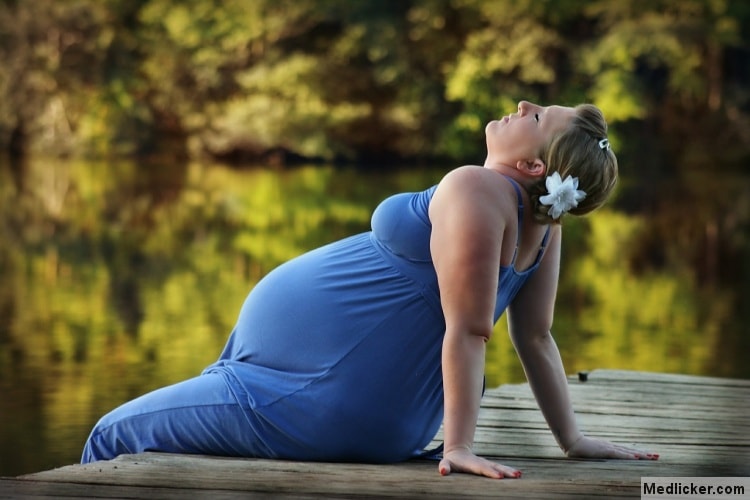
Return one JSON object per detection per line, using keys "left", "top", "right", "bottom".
{"left": 1, "top": 0, "right": 748, "bottom": 477}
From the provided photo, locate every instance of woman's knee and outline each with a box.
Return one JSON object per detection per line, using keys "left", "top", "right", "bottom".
{"left": 80, "top": 415, "right": 127, "bottom": 463}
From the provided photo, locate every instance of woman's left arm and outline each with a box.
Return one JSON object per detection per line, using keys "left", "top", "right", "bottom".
{"left": 508, "top": 226, "right": 658, "bottom": 460}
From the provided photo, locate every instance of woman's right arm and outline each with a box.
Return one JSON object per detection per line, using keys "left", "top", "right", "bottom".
{"left": 430, "top": 166, "right": 521, "bottom": 479}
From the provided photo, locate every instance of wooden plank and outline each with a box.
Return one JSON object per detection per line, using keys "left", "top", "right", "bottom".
{"left": 444, "top": 368, "right": 750, "bottom": 478}
{"left": 6, "top": 453, "right": 639, "bottom": 499}
{"left": 579, "top": 369, "right": 750, "bottom": 387}
{"left": 0, "top": 477, "right": 331, "bottom": 500}
{"left": 4, "top": 370, "right": 748, "bottom": 499}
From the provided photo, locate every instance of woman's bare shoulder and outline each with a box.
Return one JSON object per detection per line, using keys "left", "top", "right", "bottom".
{"left": 432, "top": 166, "right": 518, "bottom": 216}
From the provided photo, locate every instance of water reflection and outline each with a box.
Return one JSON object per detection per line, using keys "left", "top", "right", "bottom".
{"left": 0, "top": 157, "right": 747, "bottom": 477}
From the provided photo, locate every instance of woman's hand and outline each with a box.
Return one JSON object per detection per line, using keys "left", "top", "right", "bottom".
{"left": 438, "top": 447, "right": 522, "bottom": 479}
{"left": 566, "top": 435, "right": 659, "bottom": 460}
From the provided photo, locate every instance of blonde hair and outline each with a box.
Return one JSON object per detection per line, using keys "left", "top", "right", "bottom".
{"left": 530, "top": 104, "right": 618, "bottom": 224}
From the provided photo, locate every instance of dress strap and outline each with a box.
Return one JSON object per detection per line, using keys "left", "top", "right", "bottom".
{"left": 501, "top": 175, "right": 551, "bottom": 268}
{"left": 501, "top": 176, "right": 524, "bottom": 267}
{"left": 535, "top": 226, "right": 551, "bottom": 265}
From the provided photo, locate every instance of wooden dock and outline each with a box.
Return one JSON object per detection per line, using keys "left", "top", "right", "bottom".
{"left": 2, "top": 369, "right": 748, "bottom": 499}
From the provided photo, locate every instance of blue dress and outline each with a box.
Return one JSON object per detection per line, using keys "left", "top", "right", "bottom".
{"left": 81, "top": 176, "right": 549, "bottom": 464}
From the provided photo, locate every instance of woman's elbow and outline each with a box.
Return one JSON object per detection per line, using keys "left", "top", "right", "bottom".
{"left": 508, "top": 322, "right": 553, "bottom": 351}
{"left": 446, "top": 318, "right": 494, "bottom": 343}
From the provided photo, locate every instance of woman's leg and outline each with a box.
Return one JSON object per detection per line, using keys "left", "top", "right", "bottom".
{"left": 81, "top": 372, "right": 262, "bottom": 463}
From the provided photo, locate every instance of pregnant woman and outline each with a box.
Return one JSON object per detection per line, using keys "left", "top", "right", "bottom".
{"left": 82, "top": 100, "right": 657, "bottom": 479}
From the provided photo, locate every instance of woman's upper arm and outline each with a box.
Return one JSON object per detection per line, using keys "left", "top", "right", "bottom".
{"left": 507, "top": 225, "right": 562, "bottom": 343}
{"left": 429, "top": 167, "right": 508, "bottom": 337}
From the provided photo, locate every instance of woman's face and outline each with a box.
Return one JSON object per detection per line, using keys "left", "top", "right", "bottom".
{"left": 485, "top": 101, "right": 575, "bottom": 167}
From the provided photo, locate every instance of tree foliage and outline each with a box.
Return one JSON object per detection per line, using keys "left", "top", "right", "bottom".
{"left": 0, "top": 0, "right": 747, "bottom": 165}
{"left": 1, "top": 1, "right": 750, "bottom": 475}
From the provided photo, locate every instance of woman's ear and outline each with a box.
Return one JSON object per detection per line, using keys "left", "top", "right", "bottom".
{"left": 515, "top": 158, "right": 546, "bottom": 178}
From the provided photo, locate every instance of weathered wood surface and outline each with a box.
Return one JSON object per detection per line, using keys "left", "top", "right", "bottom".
{"left": 2, "top": 369, "right": 749, "bottom": 499}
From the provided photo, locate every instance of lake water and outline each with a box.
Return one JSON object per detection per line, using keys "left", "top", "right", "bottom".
{"left": 1, "top": 158, "right": 747, "bottom": 476}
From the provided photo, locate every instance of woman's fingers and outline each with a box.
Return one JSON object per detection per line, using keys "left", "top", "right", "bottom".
{"left": 610, "top": 443, "right": 659, "bottom": 460}
{"left": 438, "top": 454, "right": 522, "bottom": 479}
{"left": 438, "top": 458, "right": 451, "bottom": 476}
{"left": 567, "top": 436, "right": 659, "bottom": 460}
{"left": 494, "top": 463, "right": 523, "bottom": 478}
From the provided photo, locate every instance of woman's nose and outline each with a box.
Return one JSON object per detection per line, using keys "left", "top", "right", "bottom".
{"left": 517, "top": 100, "right": 539, "bottom": 117}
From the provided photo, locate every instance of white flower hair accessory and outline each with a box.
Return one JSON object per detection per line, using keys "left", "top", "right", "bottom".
{"left": 539, "top": 171, "right": 587, "bottom": 219}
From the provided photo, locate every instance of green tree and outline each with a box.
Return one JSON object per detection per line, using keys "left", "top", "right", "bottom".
{"left": 0, "top": 0, "right": 115, "bottom": 156}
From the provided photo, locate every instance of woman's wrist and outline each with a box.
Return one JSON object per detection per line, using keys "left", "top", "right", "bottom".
{"left": 562, "top": 432, "right": 585, "bottom": 454}
{"left": 443, "top": 443, "right": 473, "bottom": 455}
